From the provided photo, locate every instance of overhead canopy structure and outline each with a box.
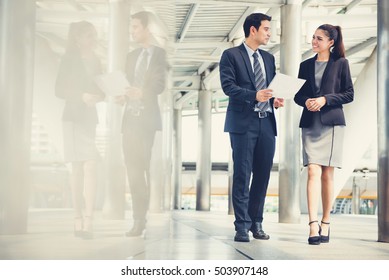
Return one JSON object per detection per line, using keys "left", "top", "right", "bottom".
{"left": 35, "top": 0, "right": 377, "bottom": 111}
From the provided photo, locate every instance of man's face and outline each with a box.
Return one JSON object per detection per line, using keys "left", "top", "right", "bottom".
{"left": 131, "top": 18, "right": 148, "bottom": 44}
{"left": 253, "top": 20, "right": 271, "bottom": 46}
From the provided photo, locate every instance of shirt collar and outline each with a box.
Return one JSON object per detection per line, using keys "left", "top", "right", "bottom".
{"left": 243, "top": 41, "right": 259, "bottom": 58}
{"left": 141, "top": 46, "right": 154, "bottom": 57}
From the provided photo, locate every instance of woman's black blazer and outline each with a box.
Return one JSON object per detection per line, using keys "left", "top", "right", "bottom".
{"left": 294, "top": 54, "right": 354, "bottom": 128}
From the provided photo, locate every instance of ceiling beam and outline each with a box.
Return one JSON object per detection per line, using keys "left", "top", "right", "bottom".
{"left": 36, "top": 9, "right": 107, "bottom": 19}
{"left": 176, "top": 0, "right": 285, "bottom": 6}
{"left": 346, "top": 37, "right": 377, "bottom": 57}
{"left": 177, "top": 3, "right": 200, "bottom": 43}
{"left": 302, "top": 37, "right": 377, "bottom": 60}
{"left": 66, "top": 0, "right": 88, "bottom": 11}
{"left": 174, "top": 91, "right": 199, "bottom": 109}
{"left": 227, "top": 6, "right": 258, "bottom": 42}
{"left": 197, "top": 48, "right": 222, "bottom": 75}
{"left": 202, "top": 66, "right": 220, "bottom": 89}
{"left": 303, "top": 14, "right": 376, "bottom": 25}
{"left": 172, "top": 42, "right": 231, "bottom": 50}
{"left": 337, "top": 0, "right": 363, "bottom": 14}
{"left": 172, "top": 55, "right": 220, "bottom": 63}
{"left": 302, "top": 0, "right": 314, "bottom": 9}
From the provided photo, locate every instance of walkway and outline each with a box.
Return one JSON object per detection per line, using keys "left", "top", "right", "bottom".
{"left": 1, "top": 209, "right": 388, "bottom": 260}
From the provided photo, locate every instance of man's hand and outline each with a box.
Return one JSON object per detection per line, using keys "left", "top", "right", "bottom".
{"left": 256, "top": 89, "right": 273, "bottom": 102}
{"left": 274, "top": 98, "right": 284, "bottom": 108}
{"left": 125, "top": 86, "right": 143, "bottom": 101}
{"left": 114, "top": 95, "right": 127, "bottom": 106}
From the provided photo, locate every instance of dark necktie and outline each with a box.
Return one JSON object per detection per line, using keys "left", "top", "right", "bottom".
{"left": 126, "top": 49, "right": 148, "bottom": 116}
{"left": 133, "top": 49, "right": 149, "bottom": 87}
{"left": 253, "top": 52, "right": 270, "bottom": 112}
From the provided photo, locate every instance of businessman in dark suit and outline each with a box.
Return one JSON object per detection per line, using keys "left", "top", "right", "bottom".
{"left": 219, "top": 13, "right": 284, "bottom": 242}
{"left": 116, "top": 11, "right": 167, "bottom": 237}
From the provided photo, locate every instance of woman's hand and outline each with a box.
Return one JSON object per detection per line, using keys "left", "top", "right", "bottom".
{"left": 125, "top": 86, "right": 143, "bottom": 101}
{"left": 305, "top": 97, "right": 326, "bottom": 111}
{"left": 82, "top": 93, "right": 100, "bottom": 107}
{"left": 274, "top": 98, "right": 284, "bottom": 108}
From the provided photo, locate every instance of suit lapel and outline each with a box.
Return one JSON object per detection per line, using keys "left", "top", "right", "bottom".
{"left": 238, "top": 44, "right": 256, "bottom": 88}
{"left": 145, "top": 47, "right": 160, "bottom": 80}
{"left": 259, "top": 49, "right": 272, "bottom": 86}
{"left": 127, "top": 48, "right": 143, "bottom": 83}
{"left": 307, "top": 56, "right": 317, "bottom": 95}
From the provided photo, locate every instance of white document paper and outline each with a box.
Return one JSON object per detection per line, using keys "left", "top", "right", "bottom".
{"left": 267, "top": 73, "right": 306, "bottom": 99}
{"left": 95, "top": 70, "right": 130, "bottom": 96}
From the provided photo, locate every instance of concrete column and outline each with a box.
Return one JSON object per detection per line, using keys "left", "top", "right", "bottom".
{"left": 278, "top": 0, "right": 302, "bottom": 223}
{"left": 102, "top": 0, "right": 129, "bottom": 219}
{"left": 196, "top": 78, "right": 212, "bottom": 211}
{"left": 173, "top": 108, "right": 183, "bottom": 210}
{"left": 351, "top": 176, "right": 360, "bottom": 215}
{"left": 161, "top": 71, "right": 174, "bottom": 211}
{"left": 377, "top": 0, "right": 389, "bottom": 242}
{"left": 0, "top": 0, "right": 35, "bottom": 234}
{"left": 149, "top": 77, "right": 171, "bottom": 214}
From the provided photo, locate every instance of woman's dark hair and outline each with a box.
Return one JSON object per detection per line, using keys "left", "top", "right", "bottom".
{"left": 317, "top": 24, "right": 345, "bottom": 58}
{"left": 66, "top": 21, "right": 95, "bottom": 53}
{"left": 243, "top": 13, "right": 272, "bottom": 38}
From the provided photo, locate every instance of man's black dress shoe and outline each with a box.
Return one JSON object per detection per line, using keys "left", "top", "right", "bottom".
{"left": 234, "top": 229, "right": 250, "bottom": 242}
{"left": 250, "top": 222, "right": 270, "bottom": 240}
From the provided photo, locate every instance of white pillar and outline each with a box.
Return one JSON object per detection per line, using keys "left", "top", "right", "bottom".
{"left": 196, "top": 76, "right": 212, "bottom": 211}
{"left": 278, "top": 0, "right": 302, "bottom": 223}
{"left": 0, "top": 0, "right": 35, "bottom": 234}
{"left": 173, "top": 108, "right": 183, "bottom": 210}
{"left": 102, "top": 0, "right": 129, "bottom": 219}
{"left": 377, "top": 0, "right": 389, "bottom": 242}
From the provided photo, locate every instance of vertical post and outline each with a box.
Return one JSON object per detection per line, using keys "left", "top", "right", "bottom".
{"left": 102, "top": 0, "right": 129, "bottom": 219}
{"left": 162, "top": 71, "right": 174, "bottom": 211}
{"left": 278, "top": 0, "right": 302, "bottom": 223}
{"left": 0, "top": 0, "right": 35, "bottom": 234}
{"left": 196, "top": 75, "right": 212, "bottom": 211}
{"left": 173, "top": 108, "right": 183, "bottom": 210}
{"left": 351, "top": 176, "right": 360, "bottom": 214}
{"left": 377, "top": 0, "right": 389, "bottom": 242}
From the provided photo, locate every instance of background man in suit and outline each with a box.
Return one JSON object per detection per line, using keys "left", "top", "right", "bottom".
{"left": 219, "top": 13, "right": 284, "bottom": 242}
{"left": 116, "top": 11, "right": 167, "bottom": 237}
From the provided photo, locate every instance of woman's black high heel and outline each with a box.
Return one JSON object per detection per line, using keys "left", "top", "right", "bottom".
{"left": 308, "top": 221, "right": 321, "bottom": 245}
{"left": 74, "top": 217, "right": 83, "bottom": 237}
{"left": 320, "top": 221, "right": 330, "bottom": 243}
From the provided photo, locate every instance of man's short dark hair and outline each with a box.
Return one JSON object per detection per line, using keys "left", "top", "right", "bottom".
{"left": 243, "top": 13, "right": 272, "bottom": 38}
{"left": 131, "top": 11, "right": 150, "bottom": 28}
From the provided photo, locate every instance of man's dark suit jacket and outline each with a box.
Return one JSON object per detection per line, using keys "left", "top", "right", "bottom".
{"left": 122, "top": 46, "right": 167, "bottom": 133}
{"left": 294, "top": 54, "right": 354, "bottom": 128}
{"left": 219, "top": 44, "right": 277, "bottom": 136}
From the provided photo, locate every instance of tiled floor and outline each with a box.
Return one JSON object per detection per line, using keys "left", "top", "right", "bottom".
{"left": 1, "top": 209, "right": 389, "bottom": 260}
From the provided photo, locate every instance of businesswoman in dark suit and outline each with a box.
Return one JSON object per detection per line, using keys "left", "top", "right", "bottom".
{"left": 56, "top": 21, "right": 104, "bottom": 239}
{"left": 294, "top": 24, "right": 354, "bottom": 245}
